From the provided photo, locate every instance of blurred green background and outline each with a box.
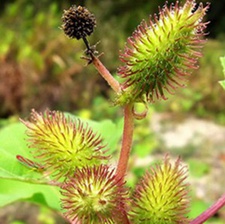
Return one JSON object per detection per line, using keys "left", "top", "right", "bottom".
{"left": 0, "top": 0, "right": 225, "bottom": 223}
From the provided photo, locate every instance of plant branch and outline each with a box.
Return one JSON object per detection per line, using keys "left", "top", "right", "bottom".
{"left": 190, "top": 194, "right": 225, "bottom": 224}
{"left": 82, "top": 37, "right": 121, "bottom": 93}
{"left": 91, "top": 55, "right": 121, "bottom": 93}
{"left": 115, "top": 103, "right": 134, "bottom": 181}
{"left": 83, "top": 36, "right": 91, "bottom": 52}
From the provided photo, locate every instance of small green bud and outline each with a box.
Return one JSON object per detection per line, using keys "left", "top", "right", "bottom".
{"left": 130, "top": 156, "right": 190, "bottom": 224}
{"left": 116, "top": 0, "right": 209, "bottom": 105}
{"left": 21, "top": 109, "right": 108, "bottom": 180}
{"left": 62, "top": 5, "right": 96, "bottom": 40}
{"left": 61, "top": 165, "right": 128, "bottom": 223}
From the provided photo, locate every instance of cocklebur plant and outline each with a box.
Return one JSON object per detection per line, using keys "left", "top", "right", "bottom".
{"left": 10, "top": 0, "right": 225, "bottom": 223}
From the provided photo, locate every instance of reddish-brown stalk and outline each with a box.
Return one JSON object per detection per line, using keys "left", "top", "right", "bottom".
{"left": 115, "top": 103, "right": 134, "bottom": 181}
{"left": 91, "top": 54, "right": 121, "bottom": 93}
{"left": 190, "top": 194, "right": 225, "bottom": 224}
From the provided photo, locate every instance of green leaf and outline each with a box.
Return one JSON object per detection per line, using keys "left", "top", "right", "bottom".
{"left": 0, "top": 123, "right": 42, "bottom": 181}
{"left": 189, "top": 199, "right": 209, "bottom": 219}
{"left": 219, "top": 80, "right": 225, "bottom": 90}
{"left": 188, "top": 158, "right": 210, "bottom": 178}
{"left": 220, "top": 56, "right": 225, "bottom": 72}
{"left": 0, "top": 179, "right": 61, "bottom": 210}
{"left": 91, "top": 118, "right": 123, "bottom": 154}
{"left": 0, "top": 115, "right": 122, "bottom": 209}
{"left": 219, "top": 56, "right": 225, "bottom": 90}
{"left": 0, "top": 122, "right": 61, "bottom": 209}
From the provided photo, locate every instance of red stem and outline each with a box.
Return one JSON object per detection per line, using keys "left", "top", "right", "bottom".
{"left": 115, "top": 104, "right": 134, "bottom": 181}
{"left": 89, "top": 47, "right": 130, "bottom": 223}
{"left": 92, "top": 55, "right": 121, "bottom": 93}
{"left": 114, "top": 104, "right": 134, "bottom": 224}
{"left": 190, "top": 194, "right": 225, "bottom": 224}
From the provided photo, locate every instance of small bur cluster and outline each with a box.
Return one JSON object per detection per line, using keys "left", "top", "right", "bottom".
{"left": 18, "top": 1, "right": 218, "bottom": 223}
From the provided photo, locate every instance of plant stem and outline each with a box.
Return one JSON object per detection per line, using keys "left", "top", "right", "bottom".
{"left": 190, "top": 194, "right": 225, "bottom": 224}
{"left": 91, "top": 55, "right": 121, "bottom": 93}
{"left": 116, "top": 104, "right": 134, "bottom": 181}
{"left": 82, "top": 37, "right": 121, "bottom": 93}
{"left": 114, "top": 104, "right": 134, "bottom": 224}
{"left": 83, "top": 36, "right": 91, "bottom": 52}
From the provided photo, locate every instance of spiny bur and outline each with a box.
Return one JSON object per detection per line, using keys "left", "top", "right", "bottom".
{"left": 61, "top": 165, "right": 128, "bottom": 223}
{"left": 130, "top": 156, "right": 190, "bottom": 224}
{"left": 116, "top": 0, "right": 209, "bottom": 105}
{"left": 21, "top": 109, "right": 108, "bottom": 180}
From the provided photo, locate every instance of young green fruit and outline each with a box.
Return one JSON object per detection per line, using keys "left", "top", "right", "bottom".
{"left": 61, "top": 165, "right": 128, "bottom": 223}
{"left": 130, "top": 156, "right": 190, "bottom": 224}
{"left": 21, "top": 109, "right": 108, "bottom": 180}
{"left": 116, "top": 0, "right": 209, "bottom": 105}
